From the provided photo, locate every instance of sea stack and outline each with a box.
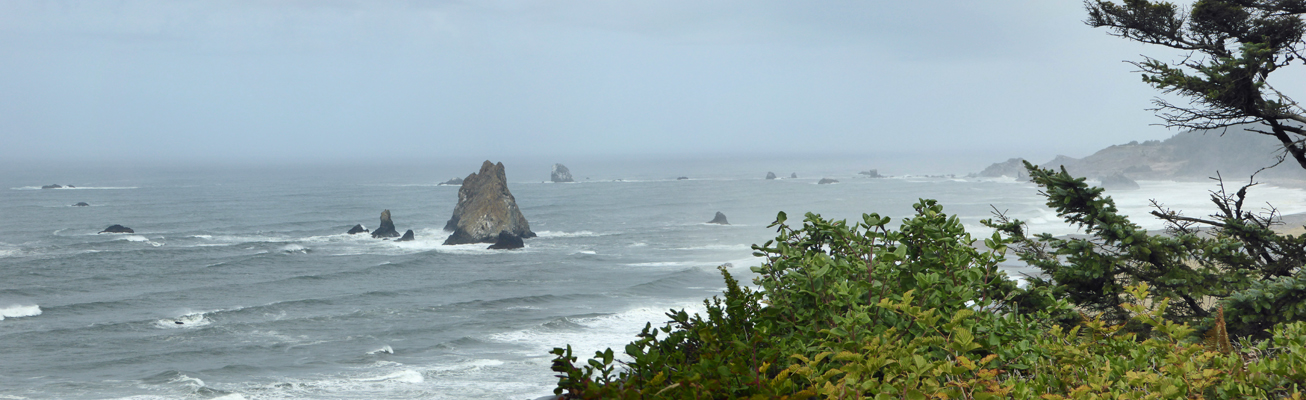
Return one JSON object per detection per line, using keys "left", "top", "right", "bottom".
{"left": 551, "top": 164, "right": 575, "bottom": 183}
{"left": 790, "top": 173, "right": 798, "bottom": 179}
{"left": 443, "top": 161, "right": 535, "bottom": 245}
{"left": 371, "top": 210, "right": 400, "bottom": 238}
{"left": 99, "top": 225, "right": 133, "bottom": 234}
{"left": 765, "top": 172, "right": 777, "bottom": 180}
{"left": 707, "top": 212, "right": 729, "bottom": 225}
{"left": 396, "top": 229, "right": 415, "bottom": 242}
{"left": 347, "top": 224, "right": 369, "bottom": 234}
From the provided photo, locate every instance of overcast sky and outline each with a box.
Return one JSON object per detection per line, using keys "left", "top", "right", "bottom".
{"left": 0, "top": 1, "right": 1220, "bottom": 169}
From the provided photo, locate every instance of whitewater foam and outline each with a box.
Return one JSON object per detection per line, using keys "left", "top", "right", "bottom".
{"left": 156, "top": 311, "right": 212, "bottom": 328}
{"left": 0, "top": 305, "right": 41, "bottom": 321}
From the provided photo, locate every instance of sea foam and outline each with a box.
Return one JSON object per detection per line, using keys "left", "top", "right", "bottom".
{"left": 0, "top": 305, "right": 41, "bottom": 321}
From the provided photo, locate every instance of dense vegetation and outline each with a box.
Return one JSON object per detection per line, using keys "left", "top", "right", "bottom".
{"left": 548, "top": 163, "right": 1306, "bottom": 398}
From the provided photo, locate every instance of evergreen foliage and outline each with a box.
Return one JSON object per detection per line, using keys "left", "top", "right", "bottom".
{"left": 549, "top": 196, "right": 1306, "bottom": 398}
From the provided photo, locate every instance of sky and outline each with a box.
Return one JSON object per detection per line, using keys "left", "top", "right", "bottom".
{"left": 0, "top": 1, "right": 1231, "bottom": 171}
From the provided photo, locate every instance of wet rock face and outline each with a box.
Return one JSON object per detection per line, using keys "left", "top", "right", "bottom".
{"left": 347, "top": 224, "right": 369, "bottom": 234}
{"left": 371, "top": 210, "right": 400, "bottom": 238}
{"left": 442, "top": 161, "right": 535, "bottom": 245}
{"left": 487, "top": 231, "right": 525, "bottom": 250}
{"left": 707, "top": 212, "right": 729, "bottom": 225}
{"left": 99, "top": 225, "right": 133, "bottom": 234}
{"left": 396, "top": 229, "right": 415, "bottom": 242}
{"left": 551, "top": 164, "right": 574, "bottom": 183}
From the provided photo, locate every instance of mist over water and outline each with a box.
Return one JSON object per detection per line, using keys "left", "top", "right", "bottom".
{"left": 3, "top": 157, "right": 1305, "bottom": 399}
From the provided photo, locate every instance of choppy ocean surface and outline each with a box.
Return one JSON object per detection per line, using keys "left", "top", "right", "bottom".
{"left": 3, "top": 158, "right": 1305, "bottom": 399}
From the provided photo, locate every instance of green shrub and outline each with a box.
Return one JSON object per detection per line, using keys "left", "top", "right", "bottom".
{"left": 550, "top": 197, "right": 1306, "bottom": 398}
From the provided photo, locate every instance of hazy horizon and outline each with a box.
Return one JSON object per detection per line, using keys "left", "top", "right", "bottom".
{"left": 3, "top": 1, "right": 1261, "bottom": 169}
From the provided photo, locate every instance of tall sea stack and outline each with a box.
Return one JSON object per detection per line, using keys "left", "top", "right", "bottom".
{"left": 551, "top": 163, "right": 575, "bottom": 183}
{"left": 443, "top": 161, "right": 535, "bottom": 245}
{"left": 371, "top": 210, "right": 400, "bottom": 238}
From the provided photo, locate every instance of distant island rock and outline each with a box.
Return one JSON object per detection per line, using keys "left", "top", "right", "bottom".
{"left": 859, "top": 169, "right": 883, "bottom": 178}
{"left": 707, "top": 212, "right": 729, "bottom": 225}
{"left": 818, "top": 178, "right": 839, "bottom": 184}
{"left": 42, "top": 184, "right": 74, "bottom": 189}
{"left": 676, "top": 176, "right": 689, "bottom": 180}
{"left": 371, "top": 210, "right": 400, "bottom": 238}
{"left": 1099, "top": 173, "right": 1140, "bottom": 191}
{"left": 551, "top": 164, "right": 575, "bottom": 183}
{"left": 487, "top": 231, "right": 525, "bottom": 250}
{"left": 978, "top": 158, "right": 1030, "bottom": 179}
{"left": 443, "top": 161, "right": 535, "bottom": 246}
{"left": 766, "top": 172, "right": 777, "bottom": 180}
{"left": 396, "top": 229, "right": 415, "bottom": 242}
{"left": 72, "top": 202, "right": 89, "bottom": 207}
{"left": 99, "top": 225, "right": 133, "bottom": 234}
{"left": 439, "top": 177, "right": 464, "bottom": 186}
{"left": 790, "top": 173, "right": 798, "bottom": 179}
{"left": 346, "top": 224, "right": 369, "bottom": 234}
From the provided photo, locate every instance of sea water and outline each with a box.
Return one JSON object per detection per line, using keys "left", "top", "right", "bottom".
{"left": 2, "top": 158, "right": 1304, "bottom": 399}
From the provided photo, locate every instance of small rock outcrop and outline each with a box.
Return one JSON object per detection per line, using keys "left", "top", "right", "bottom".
{"left": 676, "top": 176, "right": 689, "bottom": 180}
{"left": 818, "top": 178, "right": 839, "bottom": 184}
{"left": 707, "top": 212, "right": 729, "bottom": 225}
{"left": 371, "top": 210, "right": 400, "bottom": 238}
{"left": 487, "top": 231, "right": 525, "bottom": 249}
{"left": 790, "top": 173, "right": 798, "bottom": 179}
{"left": 443, "top": 161, "right": 535, "bottom": 245}
{"left": 346, "top": 224, "right": 369, "bottom": 234}
{"left": 765, "top": 172, "right": 777, "bottom": 180}
{"left": 1099, "top": 173, "right": 1140, "bottom": 191}
{"left": 551, "top": 164, "right": 575, "bottom": 183}
{"left": 42, "top": 184, "right": 63, "bottom": 189}
{"left": 397, "top": 229, "right": 415, "bottom": 242}
{"left": 859, "top": 169, "right": 883, "bottom": 178}
{"left": 439, "top": 177, "right": 464, "bottom": 186}
{"left": 99, "top": 225, "right": 133, "bottom": 234}
{"left": 72, "top": 202, "right": 89, "bottom": 207}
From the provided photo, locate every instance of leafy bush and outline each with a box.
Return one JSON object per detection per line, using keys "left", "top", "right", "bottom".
{"left": 550, "top": 197, "right": 1306, "bottom": 398}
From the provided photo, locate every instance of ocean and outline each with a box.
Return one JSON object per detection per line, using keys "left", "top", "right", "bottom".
{"left": 3, "top": 157, "right": 1305, "bottom": 399}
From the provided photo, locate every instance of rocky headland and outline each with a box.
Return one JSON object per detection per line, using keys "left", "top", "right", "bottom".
{"left": 978, "top": 125, "right": 1305, "bottom": 184}
{"left": 443, "top": 161, "right": 535, "bottom": 246}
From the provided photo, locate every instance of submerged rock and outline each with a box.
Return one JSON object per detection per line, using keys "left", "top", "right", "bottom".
{"left": 72, "top": 202, "right": 89, "bottom": 207}
{"left": 443, "top": 161, "right": 535, "bottom": 245}
{"left": 817, "top": 178, "right": 839, "bottom": 184}
{"left": 551, "top": 164, "right": 575, "bottom": 183}
{"left": 439, "top": 177, "right": 464, "bottom": 186}
{"left": 487, "top": 231, "right": 525, "bottom": 250}
{"left": 396, "top": 229, "right": 415, "bottom": 242}
{"left": 707, "top": 212, "right": 729, "bottom": 225}
{"left": 99, "top": 225, "right": 133, "bottom": 234}
{"left": 1099, "top": 173, "right": 1140, "bottom": 191}
{"left": 347, "top": 224, "right": 369, "bottom": 234}
{"left": 765, "top": 172, "right": 777, "bottom": 180}
{"left": 371, "top": 210, "right": 400, "bottom": 238}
